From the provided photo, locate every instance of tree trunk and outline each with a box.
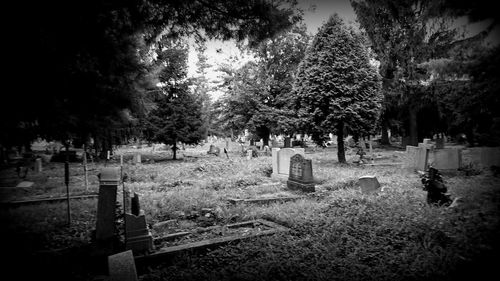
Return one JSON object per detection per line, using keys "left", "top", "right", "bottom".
{"left": 172, "top": 141, "right": 177, "bottom": 160}
{"left": 409, "top": 108, "right": 418, "bottom": 146}
{"left": 380, "top": 119, "right": 390, "bottom": 145}
{"left": 337, "top": 121, "right": 346, "bottom": 163}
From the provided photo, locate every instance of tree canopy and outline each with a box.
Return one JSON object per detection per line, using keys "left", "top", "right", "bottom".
{"left": 2, "top": 0, "right": 302, "bottom": 154}
{"left": 293, "top": 14, "right": 382, "bottom": 162}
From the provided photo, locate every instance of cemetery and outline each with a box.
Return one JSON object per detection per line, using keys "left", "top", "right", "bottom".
{"left": 0, "top": 138, "right": 499, "bottom": 280}
{"left": 1, "top": 1, "right": 500, "bottom": 280}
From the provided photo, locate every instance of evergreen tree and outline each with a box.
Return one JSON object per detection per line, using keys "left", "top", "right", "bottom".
{"left": 293, "top": 14, "right": 382, "bottom": 163}
{"left": 146, "top": 85, "right": 204, "bottom": 160}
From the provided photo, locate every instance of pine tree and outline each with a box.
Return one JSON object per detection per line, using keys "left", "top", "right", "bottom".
{"left": 293, "top": 14, "right": 382, "bottom": 163}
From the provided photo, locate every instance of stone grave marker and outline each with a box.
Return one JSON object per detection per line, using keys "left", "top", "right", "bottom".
{"left": 16, "top": 181, "right": 34, "bottom": 188}
{"left": 431, "top": 148, "right": 462, "bottom": 171}
{"left": 358, "top": 176, "right": 381, "bottom": 194}
{"left": 96, "top": 167, "right": 120, "bottom": 241}
{"left": 416, "top": 146, "right": 430, "bottom": 172}
{"left": 467, "top": 147, "right": 500, "bottom": 168}
{"left": 133, "top": 153, "right": 141, "bottom": 164}
{"left": 124, "top": 193, "right": 153, "bottom": 254}
{"left": 272, "top": 148, "right": 305, "bottom": 179}
{"left": 286, "top": 154, "right": 315, "bottom": 192}
{"left": 404, "top": 145, "right": 419, "bottom": 170}
{"left": 284, "top": 137, "right": 292, "bottom": 148}
{"left": 108, "top": 250, "right": 138, "bottom": 281}
{"left": 34, "top": 158, "right": 42, "bottom": 173}
{"left": 125, "top": 212, "right": 154, "bottom": 254}
{"left": 207, "top": 145, "right": 220, "bottom": 156}
{"left": 246, "top": 149, "right": 253, "bottom": 160}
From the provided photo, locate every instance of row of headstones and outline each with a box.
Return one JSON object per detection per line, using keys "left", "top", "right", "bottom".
{"left": 405, "top": 143, "right": 500, "bottom": 172}
{"left": 271, "top": 148, "right": 381, "bottom": 194}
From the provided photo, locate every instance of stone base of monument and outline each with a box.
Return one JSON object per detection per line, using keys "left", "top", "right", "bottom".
{"left": 134, "top": 219, "right": 288, "bottom": 265}
{"left": 125, "top": 213, "right": 154, "bottom": 254}
{"left": 287, "top": 179, "right": 315, "bottom": 192}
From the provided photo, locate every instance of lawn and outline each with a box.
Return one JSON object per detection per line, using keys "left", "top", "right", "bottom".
{"left": 0, "top": 141, "right": 499, "bottom": 281}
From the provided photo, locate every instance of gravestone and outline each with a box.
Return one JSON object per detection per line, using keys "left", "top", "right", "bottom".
{"left": 435, "top": 137, "right": 445, "bottom": 149}
{"left": 246, "top": 150, "right": 253, "bottom": 160}
{"left": 125, "top": 212, "right": 154, "bottom": 254}
{"left": 16, "top": 181, "right": 34, "bottom": 188}
{"left": 207, "top": 145, "right": 220, "bottom": 156}
{"left": 467, "top": 147, "right": 500, "bottom": 168}
{"left": 404, "top": 145, "right": 419, "bottom": 170}
{"left": 34, "top": 158, "right": 42, "bottom": 173}
{"left": 272, "top": 148, "right": 305, "bottom": 179}
{"left": 96, "top": 167, "right": 120, "bottom": 241}
{"left": 108, "top": 250, "right": 138, "bottom": 281}
{"left": 133, "top": 153, "right": 141, "bottom": 164}
{"left": 263, "top": 145, "right": 271, "bottom": 156}
{"left": 416, "top": 147, "right": 430, "bottom": 172}
{"left": 286, "top": 154, "right": 315, "bottom": 192}
{"left": 423, "top": 138, "right": 432, "bottom": 145}
{"left": 358, "top": 176, "right": 381, "bottom": 194}
{"left": 432, "top": 148, "right": 462, "bottom": 171}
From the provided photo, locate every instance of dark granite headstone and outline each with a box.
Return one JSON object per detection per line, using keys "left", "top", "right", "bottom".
{"left": 284, "top": 137, "right": 292, "bottom": 148}
{"left": 286, "top": 154, "right": 315, "bottom": 192}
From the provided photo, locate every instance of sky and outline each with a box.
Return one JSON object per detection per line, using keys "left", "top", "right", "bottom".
{"left": 186, "top": 0, "right": 357, "bottom": 99}
{"left": 186, "top": 0, "right": 499, "bottom": 100}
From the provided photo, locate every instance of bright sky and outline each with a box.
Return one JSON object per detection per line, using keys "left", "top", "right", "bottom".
{"left": 186, "top": 0, "right": 499, "bottom": 100}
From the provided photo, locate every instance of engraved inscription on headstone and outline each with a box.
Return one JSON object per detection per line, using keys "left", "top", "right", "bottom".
{"left": 286, "top": 154, "right": 315, "bottom": 192}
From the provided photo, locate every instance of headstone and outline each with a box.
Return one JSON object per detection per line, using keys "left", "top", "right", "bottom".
{"left": 418, "top": 142, "right": 435, "bottom": 150}
{"left": 108, "top": 250, "right": 138, "bottom": 281}
{"left": 271, "top": 139, "right": 279, "bottom": 148}
{"left": 416, "top": 147, "right": 430, "bottom": 171}
{"left": 423, "top": 138, "right": 432, "bottom": 145}
{"left": 34, "top": 158, "right": 42, "bottom": 173}
{"left": 435, "top": 137, "right": 445, "bottom": 149}
{"left": 96, "top": 167, "right": 120, "bottom": 241}
{"left": 404, "top": 145, "right": 421, "bottom": 171}
{"left": 271, "top": 148, "right": 305, "bottom": 179}
{"left": 207, "top": 145, "right": 220, "bottom": 156}
{"left": 246, "top": 150, "right": 253, "bottom": 160}
{"left": 358, "top": 176, "right": 381, "bottom": 194}
{"left": 284, "top": 137, "right": 292, "bottom": 148}
{"left": 286, "top": 154, "right": 315, "bottom": 192}
{"left": 133, "top": 153, "right": 141, "bottom": 164}
{"left": 431, "top": 148, "right": 462, "bottom": 171}
{"left": 125, "top": 213, "right": 154, "bottom": 254}
{"left": 467, "top": 147, "right": 500, "bottom": 168}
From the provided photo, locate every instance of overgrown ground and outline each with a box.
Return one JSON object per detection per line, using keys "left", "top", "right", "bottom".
{"left": 0, "top": 141, "right": 499, "bottom": 281}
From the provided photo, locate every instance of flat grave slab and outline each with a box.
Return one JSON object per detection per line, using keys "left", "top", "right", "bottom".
{"left": 135, "top": 219, "right": 289, "bottom": 263}
{"left": 227, "top": 196, "right": 305, "bottom": 204}
{"left": 16, "top": 181, "right": 34, "bottom": 188}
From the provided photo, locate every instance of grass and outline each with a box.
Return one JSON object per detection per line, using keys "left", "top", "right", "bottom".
{"left": 0, "top": 141, "right": 499, "bottom": 281}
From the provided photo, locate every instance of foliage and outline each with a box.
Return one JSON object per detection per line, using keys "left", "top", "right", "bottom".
{"left": 215, "top": 24, "right": 311, "bottom": 143}
{"left": 351, "top": 0, "right": 499, "bottom": 145}
{"left": 293, "top": 14, "right": 382, "bottom": 162}
{"left": 2, "top": 0, "right": 302, "bottom": 151}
